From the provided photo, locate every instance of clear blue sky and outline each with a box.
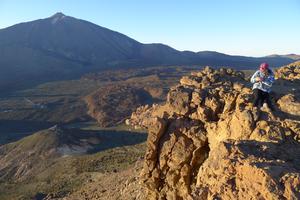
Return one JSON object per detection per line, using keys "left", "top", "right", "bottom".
{"left": 0, "top": 0, "right": 299, "bottom": 56}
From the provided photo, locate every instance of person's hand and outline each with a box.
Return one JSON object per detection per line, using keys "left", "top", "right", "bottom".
{"left": 255, "top": 77, "right": 262, "bottom": 82}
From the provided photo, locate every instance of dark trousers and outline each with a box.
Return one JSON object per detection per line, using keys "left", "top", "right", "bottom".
{"left": 253, "top": 89, "right": 274, "bottom": 110}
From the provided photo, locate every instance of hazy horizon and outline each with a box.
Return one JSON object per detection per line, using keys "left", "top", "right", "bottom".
{"left": 0, "top": 0, "right": 299, "bottom": 56}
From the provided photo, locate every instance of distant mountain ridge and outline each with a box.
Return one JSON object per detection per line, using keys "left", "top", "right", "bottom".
{"left": 0, "top": 12, "right": 298, "bottom": 92}
{"left": 267, "top": 53, "right": 300, "bottom": 60}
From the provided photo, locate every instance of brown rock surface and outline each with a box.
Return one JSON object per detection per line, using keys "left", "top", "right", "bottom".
{"left": 128, "top": 66, "right": 300, "bottom": 199}
{"left": 275, "top": 61, "right": 300, "bottom": 80}
{"left": 196, "top": 140, "right": 300, "bottom": 200}
{"left": 277, "top": 94, "right": 300, "bottom": 116}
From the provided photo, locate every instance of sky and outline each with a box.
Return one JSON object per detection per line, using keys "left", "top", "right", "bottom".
{"left": 0, "top": 0, "right": 299, "bottom": 57}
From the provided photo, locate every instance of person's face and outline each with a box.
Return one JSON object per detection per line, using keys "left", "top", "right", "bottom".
{"left": 260, "top": 68, "right": 267, "bottom": 73}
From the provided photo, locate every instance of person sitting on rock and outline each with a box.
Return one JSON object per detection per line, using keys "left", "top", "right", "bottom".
{"left": 251, "top": 62, "right": 275, "bottom": 111}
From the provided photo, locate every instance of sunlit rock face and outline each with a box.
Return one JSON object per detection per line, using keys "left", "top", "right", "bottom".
{"left": 275, "top": 61, "right": 300, "bottom": 80}
{"left": 128, "top": 66, "right": 300, "bottom": 200}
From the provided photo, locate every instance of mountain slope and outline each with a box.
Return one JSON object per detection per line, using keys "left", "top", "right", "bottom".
{"left": 267, "top": 53, "right": 300, "bottom": 60}
{"left": 0, "top": 124, "right": 146, "bottom": 200}
{"left": 0, "top": 12, "right": 298, "bottom": 92}
{"left": 0, "top": 125, "right": 93, "bottom": 182}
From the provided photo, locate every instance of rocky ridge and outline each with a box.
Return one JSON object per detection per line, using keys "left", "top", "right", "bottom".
{"left": 127, "top": 66, "right": 300, "bottom": 199}
{"left": 275, "top": 61, "right": 300, "bottom": 80}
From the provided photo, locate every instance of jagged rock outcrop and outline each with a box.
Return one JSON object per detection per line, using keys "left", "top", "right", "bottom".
{"left": 275, "top": 61, "right": 300, "bottom": 80}
{"left": 128, "top": 66, "right": 300, "bottom": 199}
{"left": 275, "top": 62, "right": 300, "bottom": 117}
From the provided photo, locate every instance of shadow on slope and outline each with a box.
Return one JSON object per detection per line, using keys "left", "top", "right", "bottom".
{"left": 0, "top": 119, "right": 56, "bottom": 145}
{"left": 82, "top": 129, "right": 147, "bottom": 154}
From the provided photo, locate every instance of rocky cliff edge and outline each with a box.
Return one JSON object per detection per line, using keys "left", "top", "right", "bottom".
{"left": 127, "top": 66, "right": 300, "bottom": 200}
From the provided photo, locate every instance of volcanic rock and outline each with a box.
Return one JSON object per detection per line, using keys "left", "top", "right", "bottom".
{"left": 128, "top": 66, "right": 300, "bottom": 199}
{"left": 275, "top": 61, "right": 300, "bottom": 80}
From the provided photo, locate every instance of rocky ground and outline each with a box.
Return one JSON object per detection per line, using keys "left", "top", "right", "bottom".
{"left": 127, "top": 65, "right": 300, "bottom": 199}
{"left": 58, "top": 160, "right": 146, "bottom": 200}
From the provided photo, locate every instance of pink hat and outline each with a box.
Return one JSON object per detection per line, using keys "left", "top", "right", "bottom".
{"left": 260, "top": 63, "right": 269, "bottom": 71}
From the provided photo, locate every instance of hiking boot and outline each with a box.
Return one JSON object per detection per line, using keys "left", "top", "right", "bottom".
{"left": 260, "top": 103, "right": 276, "bottom": 120}
{"left": 264, "top": 105, "right": 277, "bottom": 120}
